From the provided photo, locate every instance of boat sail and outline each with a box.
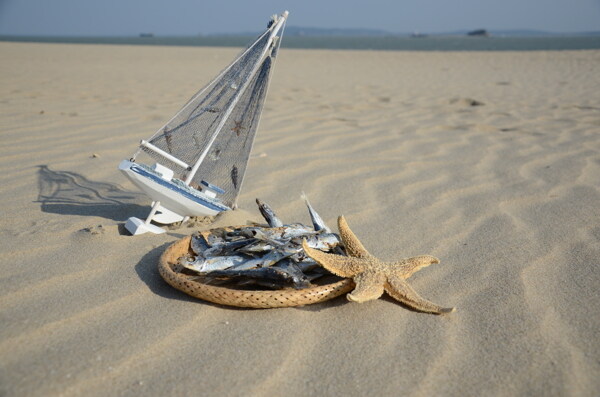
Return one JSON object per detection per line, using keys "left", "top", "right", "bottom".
{"left": 119, "top": 11, "right": 288, "bottom": 235}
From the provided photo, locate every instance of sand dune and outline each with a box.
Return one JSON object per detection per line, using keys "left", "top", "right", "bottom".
{"left": 0, "top": 42, "right": 599, "bottom": 396}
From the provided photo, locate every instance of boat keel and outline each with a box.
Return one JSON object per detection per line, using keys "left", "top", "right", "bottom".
{"left": 125, "top": 217, "right": 167, "bottom": 235}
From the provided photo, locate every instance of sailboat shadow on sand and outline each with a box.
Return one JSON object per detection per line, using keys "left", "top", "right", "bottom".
{"left": 36, "top": 165, "right": 147, "bottom": 222}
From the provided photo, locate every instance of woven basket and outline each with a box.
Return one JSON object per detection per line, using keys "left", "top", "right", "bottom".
{"left": 158, "top": 235, "right": 354, "bottom": 308}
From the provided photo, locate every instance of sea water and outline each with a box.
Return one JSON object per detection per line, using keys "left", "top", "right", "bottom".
{"left": 1, "top": 35, "right": 599, "bottom": 51}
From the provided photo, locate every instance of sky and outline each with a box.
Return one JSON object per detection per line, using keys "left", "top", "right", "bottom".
{"left": 0, "top": 0, "right": 599, "bottom": 36}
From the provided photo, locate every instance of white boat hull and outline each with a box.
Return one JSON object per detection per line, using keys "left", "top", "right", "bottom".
{"left": 118, "top": 160, "right": 229, "bottom": 219}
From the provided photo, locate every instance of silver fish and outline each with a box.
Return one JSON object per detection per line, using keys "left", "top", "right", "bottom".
{"left": 180, "top": 254, "right": 249, "bottom": 273}
{"left": 274, "top": 259, "right": 312, "bottom": 289}
{"left": 206, "top": 233, "right": 227, "bottom": 246}
{"left": 237, "top": 240, "right": 279, "bottom": 255}
{"left": 182, "top": 198, "right": 346, "bottom": 290}
{"left": 296, "top": 258, "right": 319, "bottom": 273}
{"left": 201, "top": 261, "right": 310, "bottom": 290}
{"left": 229, "top": 250, "right": 293, "bottom": 271}
{"left": 231, "top": 233, "right": 341, "bottom": 263}
{"left": 203, "top": 238, "right": 257, "bottom": 257}
{"left": 301, "top": 192, "right": 331, "bottom": 233}
{"left": 291, "top": 233, "right": 341, "bottom": 251}
{"left": 190, "top": 233, "right": 210, "bottom": 255}
{"left": 280, "top": 223, "right": 319, "bottom": 239}
{"left": 228, "top": 225, "right": 315, "bottom": 242}
{"left": 256, "top": 198, "right": 284, "bottom": 227}
{"left": 303, "top": 267, "right": 331, "bottom": 282}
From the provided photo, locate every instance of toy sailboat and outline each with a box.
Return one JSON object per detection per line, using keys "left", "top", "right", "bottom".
{"left": 119, "top": 11, "right": 288, "bottom": 235}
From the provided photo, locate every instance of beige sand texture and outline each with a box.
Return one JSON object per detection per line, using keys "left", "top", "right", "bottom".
{"left": 1, "top": 42, "right": 599, "bottom": 396}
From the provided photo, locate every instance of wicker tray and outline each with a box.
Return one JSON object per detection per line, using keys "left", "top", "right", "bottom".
{"left": 159, "top": 235, "right": 354, "bottom": 308}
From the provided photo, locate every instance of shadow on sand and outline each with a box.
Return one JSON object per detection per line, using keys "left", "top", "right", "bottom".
{"left": 134, "top": 241, "right": 202, "bottom": 304}
{"left": 35, "top": 165, "right": 148, "bottom": 221}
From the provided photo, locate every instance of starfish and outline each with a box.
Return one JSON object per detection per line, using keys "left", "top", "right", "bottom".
{"left": 231, "top": 120, "right": 245, "bottom": 136}
{"left": 302, "top": 216, "right": 455, "bottom": 314}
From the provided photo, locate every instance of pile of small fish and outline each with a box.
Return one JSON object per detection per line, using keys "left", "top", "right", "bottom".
{"left": 178, "top": 195, "right": 345, "bottom": 290}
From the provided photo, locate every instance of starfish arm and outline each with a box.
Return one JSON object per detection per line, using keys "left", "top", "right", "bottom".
{"left": 347, "top": 270, "right": 386, "bottom": 303}
{"left": 384, "top": 274, "right": 455, "bottom": 314}
{"left": 338, "top": 215, "right": 374, "bottom": 259}
{"left": 390, "top": 255, "right": 440, "bottom": 279}
{"left": 302, "top": 240, "right": 364, "bottom": 277}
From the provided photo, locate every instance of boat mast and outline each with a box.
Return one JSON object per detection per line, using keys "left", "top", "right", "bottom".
{"left": 184, "top": 10, "right": 288, "bottom": 185}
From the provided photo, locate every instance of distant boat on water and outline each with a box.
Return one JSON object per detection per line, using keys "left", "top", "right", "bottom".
{"left": 410, "top": 31, "right": 428, "bottom": 38}
{"left": 467, "top": 29, "right": 490, "bottom": 37}
{"left": 139, "top": 33, "right": 154, "bottom": 38}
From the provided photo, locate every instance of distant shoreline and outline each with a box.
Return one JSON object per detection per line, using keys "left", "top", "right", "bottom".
{"left": 2, "top": 35, "right": 600, "bottom": 51}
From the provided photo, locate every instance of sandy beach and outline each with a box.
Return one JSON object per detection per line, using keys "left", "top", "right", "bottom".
{"left": 1, "top": 41, "right": 599, "bottom": 396}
